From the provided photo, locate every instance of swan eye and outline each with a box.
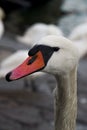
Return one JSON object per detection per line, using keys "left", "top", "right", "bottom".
{"left": 53, "top": 47, "right": 60, "bottom": 52}
{"left": 29, "top": 45, "right": 60, "bottom": 56}
{"left": 27, "top": 55, "right": 37, "bottom": 65}
{"left": 28, "top": 45, "right": 60, "bottom": 66}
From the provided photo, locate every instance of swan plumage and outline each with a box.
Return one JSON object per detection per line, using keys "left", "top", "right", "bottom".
{"left": 16, "top": 23, "right": 63, "bottom": 45}
{"left": 69, "top": 22, "right": 87, "bottom": 40}
{"left": 36, "top": 35, "right": 79, "bottom": 75}
{"left": 69, "top": 22, "right": 87, "bottom": 58}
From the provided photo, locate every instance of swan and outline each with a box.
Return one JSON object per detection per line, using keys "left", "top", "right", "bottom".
{"left": 16, "top": 23, "right": 63, "bottom": 46}
{"left": 6, "top": 35, "right": 80, "bottom": 130}
{"left": 0, "top": 7, "right": 5, "bottom": 39}
{"left": 69, "top": 22, "right": 87, "bottom": 41}
{"left": 69, "top": 23, "right": 87, "bottom": 58}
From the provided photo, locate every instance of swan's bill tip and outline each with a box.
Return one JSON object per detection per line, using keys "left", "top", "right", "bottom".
{"left": 5, "top": 72, "right": 12, "bottom": 82}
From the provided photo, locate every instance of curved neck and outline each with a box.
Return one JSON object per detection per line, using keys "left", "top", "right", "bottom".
{"left": 54, "top": 67, "right": 77, "bottom": 130}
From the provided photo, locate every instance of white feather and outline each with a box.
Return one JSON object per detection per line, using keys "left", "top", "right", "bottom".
{"left": 16, "top": 23, "right": 63, "bottom": 46}
{"left": 69, "top": 22, "right": 87, "bottom": 58}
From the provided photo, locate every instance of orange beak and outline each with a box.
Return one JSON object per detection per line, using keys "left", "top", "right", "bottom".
{"left": 6, "top": 51, "right": 45, "bottom": 81}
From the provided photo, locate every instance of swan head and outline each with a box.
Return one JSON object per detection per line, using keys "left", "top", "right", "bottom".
{"left": 6, "top": 35, "right": 79, "bottom": 81}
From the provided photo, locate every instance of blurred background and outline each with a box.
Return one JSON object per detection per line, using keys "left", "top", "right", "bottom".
{"left": 0, "top": 0, "right": 87, "bottom": 130}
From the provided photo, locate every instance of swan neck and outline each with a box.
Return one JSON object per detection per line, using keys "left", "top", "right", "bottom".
{"left": 54, "top": 67, "right": 77, "bottom": 130}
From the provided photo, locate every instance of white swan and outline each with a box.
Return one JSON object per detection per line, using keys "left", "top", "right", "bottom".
{"left": 0, "top": 7, "right": 5, "bottom": 39}
{"left": 6, "top": 35, "right": 80, "bottom": 130}
{"left": 16, "top": 23, "right": 63, "bottom": 46}
{"left": 69, "top": 22, "right": 87, "bottom": 58}
{"left": 69, "top": 22, "right": 87, "bottom": 41}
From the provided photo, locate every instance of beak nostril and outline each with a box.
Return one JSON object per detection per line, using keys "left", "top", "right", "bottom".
{"left": 27, "top": 55, "right": 37, "bottom": 65}
{"left": 5, "top": 72, "right": 12, "bottom": 82}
